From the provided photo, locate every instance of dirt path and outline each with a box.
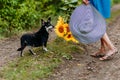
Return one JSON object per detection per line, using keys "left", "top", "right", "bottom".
{"left": 0, "top": 4, "right": 120, "bottom": 80}
{"left": 0, "top": 37, "right": 19, "bottom": 69}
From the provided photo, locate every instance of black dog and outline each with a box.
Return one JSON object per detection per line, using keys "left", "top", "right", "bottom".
{"left": 17, "top": 17, "right": 54, "bottom": 57}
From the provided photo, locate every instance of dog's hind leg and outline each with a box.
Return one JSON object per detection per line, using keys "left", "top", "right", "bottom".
{"left": 20, "top": 46, "right": 26, "bottom": 57}
{"left": 20, "top": 50, "right": 24, "bottom": 57}
{"left": 29, "top": 49, "right": 36, "bottom": 55}
{"left": 17, "top": 46, "right": 26, "bottom": 57}
{"left": 28, "top": 46, "right": 36, "bottom": 55}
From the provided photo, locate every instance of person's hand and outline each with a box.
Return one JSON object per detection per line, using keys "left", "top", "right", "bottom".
{"left": 82, "top": 0, "right": 89, "bottom": 5}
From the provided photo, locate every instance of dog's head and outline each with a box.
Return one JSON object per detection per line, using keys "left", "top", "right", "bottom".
{"left": 41, "top": 17, "right": 54, "bottom": 32}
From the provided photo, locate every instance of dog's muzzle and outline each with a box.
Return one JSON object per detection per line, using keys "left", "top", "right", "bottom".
{"left": 47, "top": 26, "right": 54, "bottom": 32}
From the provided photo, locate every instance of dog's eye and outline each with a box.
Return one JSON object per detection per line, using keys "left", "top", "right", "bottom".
{"left": 46, "top": 23, "right": 51, "bottom": 26}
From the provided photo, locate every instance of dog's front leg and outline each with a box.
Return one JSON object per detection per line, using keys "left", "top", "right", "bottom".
{"left": 42, "top": 46, "right": 48, "bottom": 51}
{"left": 28, "top": 46, "right": 36, "bottom": 55}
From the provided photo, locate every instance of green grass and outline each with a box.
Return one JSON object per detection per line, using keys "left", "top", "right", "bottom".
{"left": 0, "top": 37, "right": 84, "bottom": 80}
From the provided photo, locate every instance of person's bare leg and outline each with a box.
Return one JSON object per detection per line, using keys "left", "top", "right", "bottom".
{"left": 90, "top": 38, "right": 106, "bottom": 57}
{"left": 100, "top": 38, "right": 106, "bottom": 52}
{"left": 99, "top": 33, "right": 117, "bottom": 60}
{"left": 101, "top": 33, "right": 116, "bottom": 51}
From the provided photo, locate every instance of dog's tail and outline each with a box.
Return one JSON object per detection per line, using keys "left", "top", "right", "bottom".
{"left": 17, "top": 48, "right": 22, "bottom": 51}
{"left": 17, "top": 46, "right": 25, "bottom": 51}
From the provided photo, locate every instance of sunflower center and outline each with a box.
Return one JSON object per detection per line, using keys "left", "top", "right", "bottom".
{"left": 67, "top": 34, "right": 71, "bottom": 38}
{"left": 59, "top": 26, "right": 64, "bottom": 33}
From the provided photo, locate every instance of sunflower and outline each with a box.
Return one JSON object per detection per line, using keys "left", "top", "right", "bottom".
{"left": 57, "top": 16, "right": 64, "bottom": 25}
{"left": 64, "top": 32, "right": 73, "bottom": 41}
{"left": 55, "top": 16, "right": 79, "bottom": 43}
{"left": 55, "top": 25, "right": 65, "bottom": 37}
{"left": 71, "top": 37, "right": 79, "bottom": 43}
{"left": 63, "top": 23, "right": 70, "bottom": 34}
{"left": 64, "top": 32, "right": 79, "bottom": 43}
{"left": 55, "top": 17, "right": 66, "bottom": 37}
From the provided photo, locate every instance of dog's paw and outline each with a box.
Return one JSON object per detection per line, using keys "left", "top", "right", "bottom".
{"left": 33, "top": 53, "right": 37, "bottom": 55}
{"left": 20, "top": 54, "right": 24, "bottom": 57}
{"left": 43, "top": 47, "right": 48, "bottom": 52}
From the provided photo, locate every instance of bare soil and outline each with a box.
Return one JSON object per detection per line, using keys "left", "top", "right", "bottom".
{"left": 0, "top": 37, "right": 19, "bottom": 69}
{"left": 0, "top": 4, "right": 120, "bottom": 80}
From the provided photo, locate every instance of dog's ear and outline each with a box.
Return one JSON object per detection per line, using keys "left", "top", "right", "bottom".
{"left": 47, "top": 17, "right": 51, "bottom": 22}
{"left": 41, "top": 19, "right": 45, "bottom": 25}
